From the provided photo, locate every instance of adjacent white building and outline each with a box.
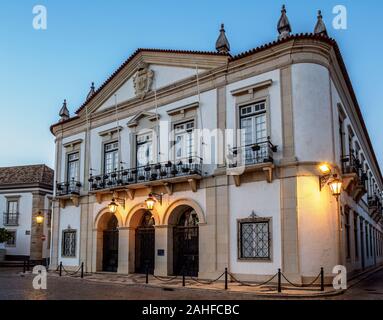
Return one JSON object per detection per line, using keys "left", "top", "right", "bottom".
{"left": 0, "top": 165, "right": 53, "bottom": 261}
{"left": 49, "top": 8, "right": 383, "bottom": 283}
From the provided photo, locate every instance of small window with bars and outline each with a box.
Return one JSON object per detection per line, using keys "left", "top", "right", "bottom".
{"left": 62, "top": 230, "right": 76, "bottom": 257}
{"left": 238, "top": 218, "right": 271, "bottom": 260}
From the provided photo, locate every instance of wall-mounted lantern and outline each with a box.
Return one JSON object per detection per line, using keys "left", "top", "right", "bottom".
{"left": 318, "top": 163, "right": 343, "bottom": 199}
{"left": 36, "top": 212, "right": 44, "bottom": 225}
{"left": 145, "top": 193, "right": 163, "bottom": 210}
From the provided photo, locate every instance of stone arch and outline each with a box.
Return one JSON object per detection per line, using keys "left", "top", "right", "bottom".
{"left": 92, "top": 207, "right": 122, "bottom": 273}
{"left": 163, "top": 198, "right": 206, "bottom": 225}
{"left": 94, "top": 207, "right": 124, "bottom": 230}
{"left": 125, "top": 202, "right": 160, "bottom": 228}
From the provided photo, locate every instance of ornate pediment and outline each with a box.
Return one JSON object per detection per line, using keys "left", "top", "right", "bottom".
{"left": 133, "top": 62, "right": 154, "bottom": 100}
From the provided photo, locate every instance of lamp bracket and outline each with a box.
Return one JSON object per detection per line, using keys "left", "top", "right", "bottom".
{"left": 150, "top": 192, "right": 163, "bottom": 206}
{"left": 319, "top": 174, "right": 332, "bottom": 191}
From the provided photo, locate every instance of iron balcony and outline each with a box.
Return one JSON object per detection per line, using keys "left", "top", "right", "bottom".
{"left": 3, "top": 212, "right": 19, "bottom": 226}
{"left": 56, "top": 179, "right": 82, "bottom": 196}
{"left": 89, "top": 156, "right": 203, "bottom": 191}
{"left": 228, "top": 139, "right": 277, "bottom": 168}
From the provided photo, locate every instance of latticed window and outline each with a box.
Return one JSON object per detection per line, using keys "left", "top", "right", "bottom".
{"left": 62, "top": 230, "right": 76, "bottom": 257}
{"left": 238, "top": 218, "right": 271, "bottom": 260}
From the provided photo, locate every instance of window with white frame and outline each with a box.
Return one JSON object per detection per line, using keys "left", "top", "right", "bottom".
{"left": 62, "top": 230, "right": 76, "bottom": 257}
{"left": 238, "top": 217, "right": 271, "bottom": 260}
{"left": 174, "top": 120, "right": 195, "bottom": 160}
{"left": 104, "top": 141, "right": 119, "bottom": 174}
{"left": 67, "top": 152, "right": 80, "bottom": 182}
{"left": 4, "top": 199, "right": 19, "bottom": 226}
{"left": 240, "top": 101, "right": 267, "bottom": 146}
{"left": 136, "top": 133, "right": 153, "bottom": 167}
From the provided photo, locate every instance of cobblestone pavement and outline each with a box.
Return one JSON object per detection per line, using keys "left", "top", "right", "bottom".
{"left": 330, "top": 267, "right": 383, "bottom": 300}
{"left": 0, "top": 267, "right": 382, "bottom": 300}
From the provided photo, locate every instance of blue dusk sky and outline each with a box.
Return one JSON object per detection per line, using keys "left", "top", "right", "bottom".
{"left": 0, "top": 0, "right": 382, "bottom": 170}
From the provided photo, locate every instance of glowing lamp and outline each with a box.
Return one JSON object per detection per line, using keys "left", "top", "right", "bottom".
{"left": 319, "top": 163, "right": 331, "bottom": 175}
{"left": 36, "top": 212, "right": 44, "bottom": 225}
{"left": 108, "top": 199, "right": 118, "bottom": 213}
{"left": 329, "top": 178, "right": 342, "bottom": 197}
{"left": 146, "top": 194, "right": 156, "bottom": 210}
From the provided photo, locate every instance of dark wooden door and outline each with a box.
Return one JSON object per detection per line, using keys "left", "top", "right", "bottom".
{"left": 103, "top": 230, "right": 119, "bottom": 272}
{"left": 135, "top": 227, "right": 155, "bottom": 274}
{"left": 173, "top": 226, "right": 199, "bottom": 276}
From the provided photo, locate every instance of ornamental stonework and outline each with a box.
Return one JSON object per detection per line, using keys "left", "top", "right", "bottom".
{"left": 133, "top": 62, "right": 154, "bottom": 99}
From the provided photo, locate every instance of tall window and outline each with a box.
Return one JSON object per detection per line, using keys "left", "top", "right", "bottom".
{"left": 370, "top": 226, "right": 373, "bottom": 258}
{"left": 4, "top": 199, "right": 19, "bottom": 226}
{"left": 136, "top": 133, "right": 153, "bottom": 167}
{"left": 354, "top": 213, "right": 359, "bottom": 259}
{"left": 67, "top": 152, "right": 80, "bottom": 182}
{"left": 348, "top": 129, "right": 353, "bottom": 156}
{"left": 104, "top": 141, "right": 119, "bottom": 174}
{"left": 366, "top": 225, "right": 370, "bottom": 257}
{"left": 174, "top": 121, "right": 195, "bottom": 160}
{"left": 62, "top": 230, "right": 76, "bottom": 257}
{"left": 339, "top": 117, "right": 345, "bottom": 158}
{"left": 240, "top": 101, "right": 267, "bottom": 146}
{"left": 238, "top": 218, "right": 271, "bottom": 260}
{"left": 345, "top": 210, "right": 351, "bottom": 259}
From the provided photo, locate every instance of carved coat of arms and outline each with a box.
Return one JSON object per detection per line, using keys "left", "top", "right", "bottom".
{"left": 133, "top": 62, "right": 154, "bottom": 99}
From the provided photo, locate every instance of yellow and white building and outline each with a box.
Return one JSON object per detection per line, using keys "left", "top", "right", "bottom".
{"left": 49, "top": 8, "right": 383, "bottom": 283}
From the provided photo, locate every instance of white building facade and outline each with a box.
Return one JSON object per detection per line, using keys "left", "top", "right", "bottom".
{"left": 0, "top": 165, "right": 53, "bottom": 261}
{"left": 49, "top": 15, "right": 383, "bottom": 283}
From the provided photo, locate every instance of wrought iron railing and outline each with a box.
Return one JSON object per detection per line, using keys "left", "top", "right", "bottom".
{"left": 368, "top": 195, "right": 383, "bottom": 211}
{"left": 341, "top": 154, "right": 368, "bottom": 188}
{"left": 3, "top": 212, "right": 19, "bottom": 226}
{"left": 88, "top": 157, "right": 203, "bottom": 191}
{"left": 228, "top": 139, "right": 277, "bottom": 168}
{"left": 341, "top": 154, "right": 361, "bottom": 175}
{"left": 56, "top": 180, "right": 82, "bottom": 196}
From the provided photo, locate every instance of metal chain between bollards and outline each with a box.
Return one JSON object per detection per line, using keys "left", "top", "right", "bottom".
{"left": 228, "top": 271, "right": 278, "bottom": 288}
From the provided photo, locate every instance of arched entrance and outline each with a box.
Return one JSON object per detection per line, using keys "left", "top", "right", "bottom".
{"left": 102, "top": 215, "right": 119, "bottom": 272}
{"left": 173, "top": 207, "right": 199, "bottom": 276}
{"left": 135, "top": 211, "right": 155, "bottom": 274}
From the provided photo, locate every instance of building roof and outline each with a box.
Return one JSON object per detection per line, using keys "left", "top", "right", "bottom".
{"left": 0, "top": 164, "right": 54, "bottom": 190}
{"left": 74, "top": 48, "right": 229, "bottom": 115}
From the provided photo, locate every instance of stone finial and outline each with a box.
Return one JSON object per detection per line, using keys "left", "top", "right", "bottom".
{"left": 59, "top": 99, "right": 69, "bottom": 121}
{"left": 215, "top": 23, "right": 230, "bottom": 54}
{"left": 277, "top": 5, "right": 292, "bottom": 40}
{"left": 314, "top": 10, "right": 328, "bottom": 36}
{"left": 86, "top": 82, "right": 96, "bottom": 100}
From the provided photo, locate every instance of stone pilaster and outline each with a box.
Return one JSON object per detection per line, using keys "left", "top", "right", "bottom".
{"left": 215, "top": 175, "right": 230, "bottom": 271}
{"left": 217, "top": 86, "right": 227, "bottom": 168}
{"left": 49, "top": 201, "right": 60, "bottom": 269}
{"left": 117, "top": 227, "right": 130, "bottom": 274}
{"left": 79, "top": 199, "right": 89, "bottom": 268}
{"left": 30, "top": 192, "right": 46, "bottom": 260}
{"left": 154, "top": 225, "right": 171, "bottom": 276}
{"left": 280, "top": 167, "right": 300, "bottom": 280}
{"left": 280, "top": 66, "right": 296, "bottom": 163}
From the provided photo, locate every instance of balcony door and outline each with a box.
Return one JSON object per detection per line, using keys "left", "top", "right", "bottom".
{"left": 136, "top": 133, "right": 153, "bottom": 167}
{"left": 104, "top": 141, "right": 119, "bottom": 174}
{"left": 174, "top": 121, "right": 195, "bottom": 160}
{"left": 67, "top": 152, "right": 79, "bottom": 183}
{"left": 240, "top": 102, "right": 267, "bottom": 163}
